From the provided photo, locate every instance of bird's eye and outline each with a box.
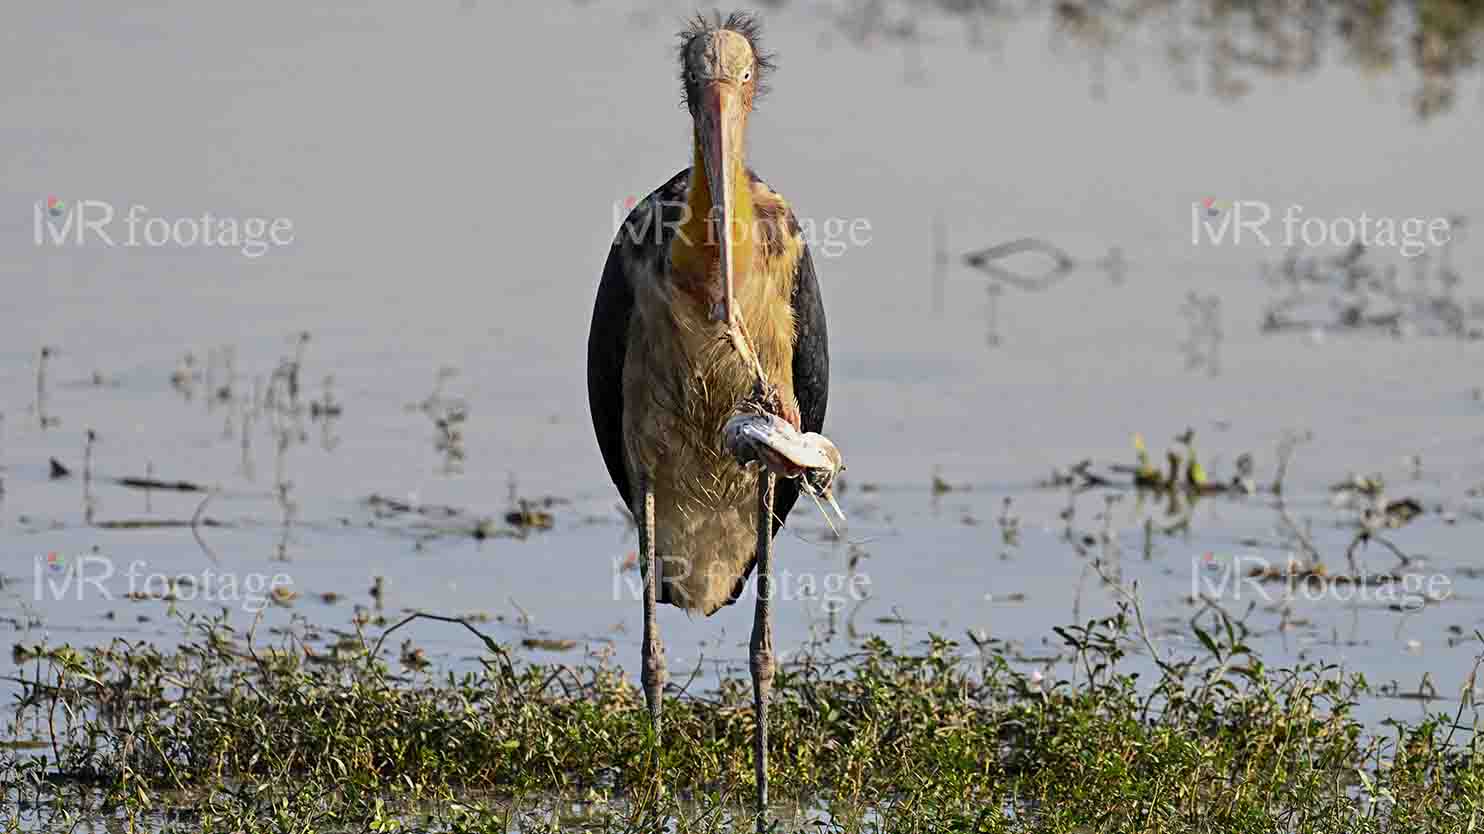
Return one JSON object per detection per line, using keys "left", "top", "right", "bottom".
{"left": 742, "top": 68, "right": 752, "bottom": 82}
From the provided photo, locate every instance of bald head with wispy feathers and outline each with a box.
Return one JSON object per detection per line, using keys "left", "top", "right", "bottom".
{"left": 678, "top": 12, "right": 776, "bottom": 113}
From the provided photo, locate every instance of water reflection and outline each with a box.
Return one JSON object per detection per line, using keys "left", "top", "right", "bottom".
{"left": 1049, "top": 0, "right": 1480, "bottom": 118}
{"left": 760, "top": 0, "right": 1483, "bottom": 118}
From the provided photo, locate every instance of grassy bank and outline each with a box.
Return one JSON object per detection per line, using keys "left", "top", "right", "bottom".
{"left": 3, "top": 609, "right": 1481, "bottom": 833}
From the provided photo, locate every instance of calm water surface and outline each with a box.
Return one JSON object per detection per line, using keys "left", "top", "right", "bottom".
{"left": 3, "top": 1, "right": 1483, "bottom": 762}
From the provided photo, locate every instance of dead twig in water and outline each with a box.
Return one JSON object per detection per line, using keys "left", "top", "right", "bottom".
{"left": 963, "top": 238, "right": 1076, "bottom": 290}
{"left": 1271, "top": 430, "right": 1311, "bottom": 496}
{"left": 509, "top": 597, "right": 533, "bottom": 633}
{"left": 84, "top": 430, "right": 96, "bottom": 526}
{"left": 1276, "top": 501, "right": 1323, "bottom": 570}
{"left": 368, "top": 612, "right": 521, "bottom": 698}
{"left": 36, "top": 347, "right": 58, "bottom": 430}
{"left": 115, "top": 476, "right": 207, "bottom": 492}
{"left": 95, "top": 519, "right": 227, "bottom": 530}
{"left": 192, "top": 491, "right": 221, "bottom": 565}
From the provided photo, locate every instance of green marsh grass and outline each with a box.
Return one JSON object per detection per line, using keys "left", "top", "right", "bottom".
{"left": 3, "top": 608, "right": 1480, "bottom": 833}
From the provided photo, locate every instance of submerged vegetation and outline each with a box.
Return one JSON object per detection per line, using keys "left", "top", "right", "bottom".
{"left": 6, "top": 5, "right": 1484, "bottom": 834}
{"left": 3, "top": 607, "right": 1481, "bottom": 832}
{"left": 9, "top": 340, "right": 1483, "bottom": 831}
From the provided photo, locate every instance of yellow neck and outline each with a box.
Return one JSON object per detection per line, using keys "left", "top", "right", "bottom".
{"left": 670, "top": 133, "right": 756, "bottom": 304}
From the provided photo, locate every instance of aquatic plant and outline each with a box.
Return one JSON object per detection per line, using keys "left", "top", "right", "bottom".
{"left": 4, "top": 607, "right": 1479, "bottom": 832}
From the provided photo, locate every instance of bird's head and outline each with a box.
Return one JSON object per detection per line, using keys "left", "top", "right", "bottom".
{"left": 679, "top": 12, "right": 773, "bottom": 325}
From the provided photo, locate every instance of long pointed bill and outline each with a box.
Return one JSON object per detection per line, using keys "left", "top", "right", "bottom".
{"left": 697, "top": 81, "right": 742, "bottom": 326}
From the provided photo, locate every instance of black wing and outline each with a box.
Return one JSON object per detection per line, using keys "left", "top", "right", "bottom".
{"left": 588, "top": 230, "right": 636, "bottom": 510}
{"left": 771, "top": 241, "right": 830, "bottom": 532}
{"left": 588, "top": 170, "right": 692, "bottom": 510}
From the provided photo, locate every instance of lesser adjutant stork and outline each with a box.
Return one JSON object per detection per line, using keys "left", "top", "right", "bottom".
{"left": 587, "top": 11, "right": 841, "bottom": 821}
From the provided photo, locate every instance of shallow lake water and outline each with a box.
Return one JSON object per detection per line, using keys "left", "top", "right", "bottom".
{"left": 3, "top": 0, "right": 1484, "bottom": 776}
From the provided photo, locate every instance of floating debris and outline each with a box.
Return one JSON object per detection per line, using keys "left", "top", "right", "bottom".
{"left": 400, "top": 640, "right": 430, "bottom": 670}
{"left": 1070, "top": 430, "right": 1260, "bottom": 497}
{"left": 505, "top": 502, "right": 554, "bottom": 531}
{"left": 114, "top": 475, "right": 206, "bottom": 492}
{"left": 366, "top": 494, "right": 463, "bottom": 520}
{"left": 521, "top": 637, "right": 577, "bottom": 652}
{"left": 95, "top": 518, "right": 225, "bottom": 530}
{"left": 1380, "top": 498, "right": 1424, "bottom": 527}
{"left": 1046, "top": 460, "right": 1113, "bottom": 490}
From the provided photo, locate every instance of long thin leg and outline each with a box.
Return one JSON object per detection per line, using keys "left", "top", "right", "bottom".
{"left": 639, "top": 475, "right": 665, "bottom": 734}
{"left": 750, "top": 471, "right": 776, "bottom": 829}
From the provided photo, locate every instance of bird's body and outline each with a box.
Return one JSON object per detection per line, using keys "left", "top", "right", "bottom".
{"left": 585, "top": 14, "right": 833, "bottom": 823}
{"left": 591, "top": 167, "right": 827, "bottom": 614}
